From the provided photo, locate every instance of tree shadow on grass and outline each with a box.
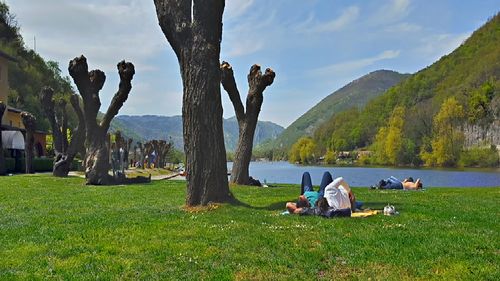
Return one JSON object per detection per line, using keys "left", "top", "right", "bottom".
{"left": 228, "top": 195, "right": 288, "bottom": 211}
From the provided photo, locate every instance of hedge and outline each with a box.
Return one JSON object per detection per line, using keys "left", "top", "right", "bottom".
{"left": 3, "top": 158, "right": 82, "bottom": 173}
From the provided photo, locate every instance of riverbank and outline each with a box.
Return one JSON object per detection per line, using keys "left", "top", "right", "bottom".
{"left": 0, "top": 174, "right": 498, "bottom": 279}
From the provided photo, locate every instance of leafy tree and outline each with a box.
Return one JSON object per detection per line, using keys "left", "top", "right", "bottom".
{"left": 468, "top": 82, "right": 494, "bottom": 123}
{"left": 289, "top": 137, "right": 316, "bottom": 164}
{"left": 0, "top": 2, "right": 76, "bottom": 131}
{"left": 372, "top": 106, "right": 405, "bottom": 165}
{"left": 460, "top": 145, "right": 499, "bottom": 167}
{"left": 421, "top": 98, "right": 465, "bottom": 166}
{"left": 323, "top": 150, "right": 336, "bottom": 164}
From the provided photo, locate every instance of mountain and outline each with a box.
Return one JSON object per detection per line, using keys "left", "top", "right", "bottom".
{"left": 110, "top": 115, "right": 284, "bottom": 151}
{"left": 260, "top": 70, "right": 408, "bottom": 150}
{"left": 310, "top": 13, "right": 499, "bottom": 166}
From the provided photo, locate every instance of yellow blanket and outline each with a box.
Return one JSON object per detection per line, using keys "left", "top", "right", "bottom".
{"left": 351, "top": 210, "right": 380, "bottom": 218}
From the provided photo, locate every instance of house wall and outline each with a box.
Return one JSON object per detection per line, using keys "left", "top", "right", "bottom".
{"left": 5, "top": 110, "right": 23, "bottom": 129}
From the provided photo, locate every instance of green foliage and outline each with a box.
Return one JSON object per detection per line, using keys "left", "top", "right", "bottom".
{"left": 421, "top": 98, "right": 465, "bottom": 166}
{"left": 260, "top": 70, "right": 408, "bottom": 153}
{"left": 226, "top": 151, "right": 234, "bottom": 162}
{"left": 288, "top": 137, "right": 316, "bottom": 164}
{"left": 467, "top": 82, "right": 495, "bottom": 123}
{"left": 460, "top": 145, "right": 499, "bottom": 167}
{"left": 0, "top": 175, "right": 498, "bottom": 279}
{"left": 0, "top": 3, "right": 76, "bottom": 131}
{"left": 166, "top": 148, "right": 185, "bottom": 164}
{"left": 371, "top": 106, "right": 409, "bottom": 165}
{"left": 309, "top": 13, "right": 500, "bottom": 167}
{"left": 323, "top": 149, "right": 336, "bottom": 164}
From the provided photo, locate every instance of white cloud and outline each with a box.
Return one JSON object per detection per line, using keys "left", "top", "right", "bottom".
{"left": 222, "top": 9, "right": 277, "bottom": 58}
{"left": 224, "top": 0, "right": 255, "bottom": 21}
{"left": 371, "top": 0, "right": 412, "bottom": 26}
{"left": 391, "top": 0, "right": 411, "bottom": 17}
{"left": 384, "top": 22, "right": 422, "bottom": 33}
{"left": 414, "top": 32, "right": 470, "bottom": 61}
{"left": 296, "top": 6, "right": 360, "bottom": 33}
{"left": 311, "top": 50, "right": 401, "bottom": 77}
{"left": 9, "top": 0, "right": 165, "bottom": 73}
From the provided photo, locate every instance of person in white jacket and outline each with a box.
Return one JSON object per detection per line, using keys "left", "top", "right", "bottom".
{"left": 323, "top": 177, "right": 356, "bottom": 211}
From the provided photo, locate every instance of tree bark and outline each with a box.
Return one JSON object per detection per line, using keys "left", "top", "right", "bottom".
{"left": 0, "top": 102, "right": 6, "bottom": 175}
{"left": 40, "top": 87, "right": 86, "bottom": 177}
{"left": 21, "top": 112, "right": 36, "bottom": 174}
{"left": 155, "top": 0, "right": 231, "bottom": 205}
{"left": 68, "top": 55, "right": 136, "bottom": 185}
{"left": 221, "top": 62, "right": 275, "bottom": 185}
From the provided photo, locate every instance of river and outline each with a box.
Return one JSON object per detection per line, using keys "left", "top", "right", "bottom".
{"left": 227, "top": 161, "right": 500, "bottom": 187}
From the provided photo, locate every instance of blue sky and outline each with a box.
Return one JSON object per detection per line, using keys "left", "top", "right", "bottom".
{"left": 5, "top": 0, "right": 500, "bottom": 127}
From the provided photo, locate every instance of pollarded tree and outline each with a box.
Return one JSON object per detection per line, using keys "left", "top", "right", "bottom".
{"left": 0, "top": 102, "right": 6, "bottom": 175}
{"left": 21, "top": 112, "right": 36, "bottom": 174}
{"left": 220, "top": 62, "right": 275, "bottom": 184}
{"left": 40, "top": 87, "right": 85, "bottom": 177}
{"left": 154, "top": 0, "right": 231, "bottom": 205}
{"left": 68, "top": 55, "right": 135, "bottom": 185}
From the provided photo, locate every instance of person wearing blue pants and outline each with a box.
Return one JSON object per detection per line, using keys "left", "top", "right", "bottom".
{"left": 287, "top": 171, "right": 356, "bottom": 216}
{"left": 375, "top": 176, "right": 423, "bottom": 190}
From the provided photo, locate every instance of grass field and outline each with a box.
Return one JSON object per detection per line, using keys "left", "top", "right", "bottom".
{"left": 0, "top": 175, "right": 498, "bottom": 280}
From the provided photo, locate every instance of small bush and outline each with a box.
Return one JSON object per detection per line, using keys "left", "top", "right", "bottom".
{"left": 460, "top": 146, "right": 499, "bottom": 167}
{"left": 33, "top": 158, "right": 54, "bottom": 172}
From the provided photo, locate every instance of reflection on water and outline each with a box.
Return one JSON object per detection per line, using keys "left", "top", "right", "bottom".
{"left": 227, "top": 161, "right": 500, "bottom": 187}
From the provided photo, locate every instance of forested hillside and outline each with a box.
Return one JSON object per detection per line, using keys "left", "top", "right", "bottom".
{"left": 291, "top": 13, "right": 500, "bottom": 167}
{"left": 0, "top": 3, "right": 76, "bottom": 131}
{"left": 255, "top": 70, "right": 407, "bottom": 159}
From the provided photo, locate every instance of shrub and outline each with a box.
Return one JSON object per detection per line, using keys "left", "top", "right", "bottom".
{"left": 460, "top": 146, "right": 499, "bottom": 167}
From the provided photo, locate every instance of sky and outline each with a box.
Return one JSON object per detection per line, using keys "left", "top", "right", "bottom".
{"left": 5, "top": 0, "right": 500, "bottom": 127}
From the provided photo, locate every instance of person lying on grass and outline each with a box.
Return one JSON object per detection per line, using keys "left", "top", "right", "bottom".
{"left": 372, "top": 176, "right": 423, "bottom": 190}
{"left": 285, "top": 171, "right": 355, "bottom": 217}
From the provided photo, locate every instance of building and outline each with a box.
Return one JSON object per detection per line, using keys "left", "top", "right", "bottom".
{"left": 1, "top": 50, "right": 47, "bottom": 163}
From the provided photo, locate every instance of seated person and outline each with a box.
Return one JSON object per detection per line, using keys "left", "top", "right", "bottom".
{"left": 376, "top": 176, "right": 423, "bottom": 190}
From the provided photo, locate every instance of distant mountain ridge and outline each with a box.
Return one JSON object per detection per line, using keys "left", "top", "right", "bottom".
{"left": 259, "top": 69, "right": 409, "bottom": 150}
{"left": 308, "top": 13, "right": 500, "bottom": 166}
{"left": 110, "top": 115, "right": 284, "bottom": 151}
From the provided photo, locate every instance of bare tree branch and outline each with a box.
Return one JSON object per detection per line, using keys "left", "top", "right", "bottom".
{"left": 221, "top": 61, "right": 245, "bottom": 122}
{"left": 101, "top": 61, "right": 135, "bottom": 131}
{"left": 40, "top": 87, "right": 64, "bottom": 153}
{"left": 248, "top": 64, "right": 276, "bottom": 95}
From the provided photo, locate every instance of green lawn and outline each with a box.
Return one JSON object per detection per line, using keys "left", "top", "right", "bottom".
{"left": 0, "top": 175, "right": 498, "bottom": 280}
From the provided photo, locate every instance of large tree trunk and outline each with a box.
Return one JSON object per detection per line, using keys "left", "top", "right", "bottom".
{"left": 68, "top": 55, "right": 137, "bottom": 185}
{"left": 220, "top": 62, "right": 275, "bottom": 185}
{"left": 0, "top": 102, "right": 6, "bottom": 175}
{"left": 21, "top": 112, "right": 36, "bottom": 174}
{"left": 155, "top": 0, "right": 230, "bottom": 205}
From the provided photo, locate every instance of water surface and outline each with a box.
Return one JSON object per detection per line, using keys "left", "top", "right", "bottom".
{"left": 228, "top": 161, "right": 500, "bottom": 187}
